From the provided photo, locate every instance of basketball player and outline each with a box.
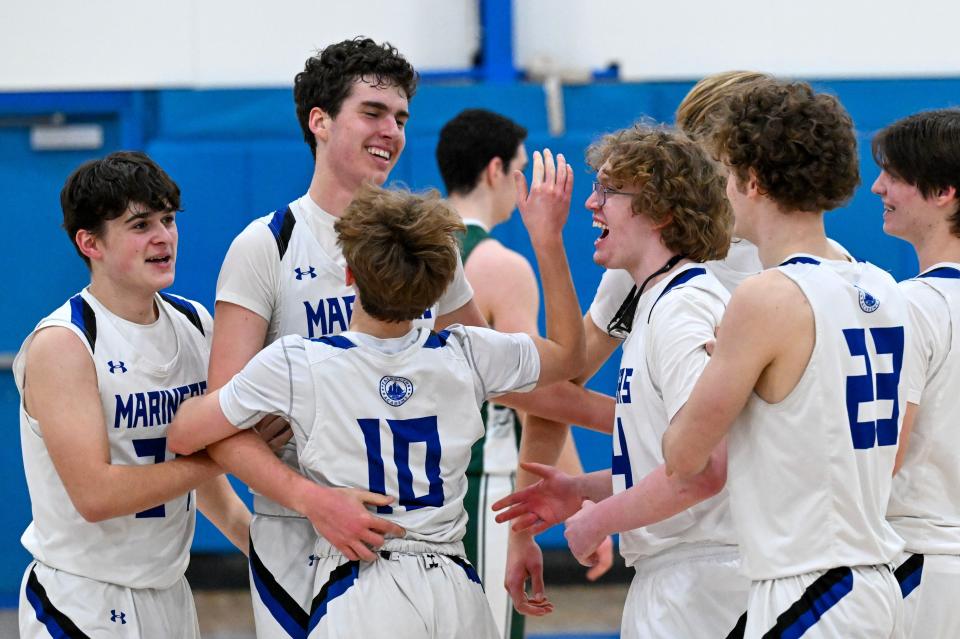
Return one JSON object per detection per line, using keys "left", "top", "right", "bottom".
{"left": 501, "top": 71, "right": 775, "bottom": 616}
{"left": 15, "top": 152, "right": 251, "bottom": 637}
{"left": 874, "top": 109, "right": 960, "bottom": 637}
{"left": 658, "top": 80, "right": 907, "bottom": 637}
{"left": 204, "top": 38, "right": 487, "bottom": 638}
{"left": 496, "top": 124, "right": 752, "bottom": 637}
{"left": 168, "top": 149, "right": 585, "bottom": 638}
{"left": 436, "top": 108, "right": 612, "bottom": 637}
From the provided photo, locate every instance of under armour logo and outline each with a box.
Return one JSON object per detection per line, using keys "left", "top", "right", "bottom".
{"left": 308, "top": 554, "right": 319, "bottom": 566}
{"left": 426, "top": 554, "right": 439, "bottom": 569}
{"left": 110, "top": 610, "right": 126, "bottom": 624}
{"left": 295, "top": 266, "right": 317, "bottom": 280}
{"left": 107, "top": 361, "right": 127, "bottom": 374}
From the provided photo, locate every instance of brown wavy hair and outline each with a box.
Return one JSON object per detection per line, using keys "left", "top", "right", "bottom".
{"left": 588, "top": 125, "right": 732, "bottom": 262}
{"left": 676, "top": 70, "right": 773, "bottom": 141}
{"left": 335, "top": 184, "right": 464, "bottom": 322}
{"left": 712, "top": 80, "right": 860, "bottom": 213}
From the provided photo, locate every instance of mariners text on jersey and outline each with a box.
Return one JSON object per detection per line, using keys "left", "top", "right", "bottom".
{"left": 114, "top": 381, "right": 207, "bottom": 430}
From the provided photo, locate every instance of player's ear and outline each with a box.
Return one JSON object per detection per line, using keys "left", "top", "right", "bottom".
{"left": 933, "top": 185, "right": 957, "bottom": 208}
{"left": 310, "top": 107, "right": 331, "bottom": 143}
{"left": 75, "top": 229, "right": 103, "bottom": 263}
{"left": 344, "top": 265, "right": 355, "bottom": 287}
{"left": 484, "top": 156, "right": 504, "bottom": 187}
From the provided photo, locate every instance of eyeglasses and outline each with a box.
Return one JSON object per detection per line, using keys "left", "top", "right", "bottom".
{"left": 592, "top": 181, "right": 634, "bottom": 207}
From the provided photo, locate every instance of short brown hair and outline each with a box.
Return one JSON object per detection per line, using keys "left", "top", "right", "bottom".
{"left": 873, "top": 109, "right": 960, "bottom": 236}
{"left": 713, "top": 80, "right": 860, "bottom": 213}
{"left": 336, "top": 184, "right": 464, "bottom": 322}
{"left": 675, "top": 70, "right": 772, "bottom": 141}
{"left": 588, "top": 125, "right": 732, "bottom": 262}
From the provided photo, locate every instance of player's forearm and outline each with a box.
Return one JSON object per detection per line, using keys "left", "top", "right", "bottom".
{"left": 530, "top": 234, "right": 586, "bottom": 382}
{"left": 196, "top": 475, "right": 252, "bottom": 555}
{"left": 517, "top": 415, "right": 570, "bottom": 489}
{"left": 590, "top": 456, "right": 724, "bottom": 537}
{"left": 75, "top": 453, "right": 222, "bottom": 523}
{"left": 205, "top": 430, "right": 315, "bottom": 514}
{"left": 500, "top": 382, "right": 615, "bottom": 433}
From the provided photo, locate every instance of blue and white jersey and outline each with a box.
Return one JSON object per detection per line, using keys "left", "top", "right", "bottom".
{"left": 611, "top": 264, "right": 736, "bottom": 565}
{"left": 218, "top": 325, "right": 538, "bottom": 546}
{"left": 589, "top": 238, "right": 853, "bottom": 337}
{"left": 216, "top": 194, "right": 474, "bottom": 516}
{"left": 13, "top": 288, "right": 211, "bottom": 589}
{"left": 889, "top": 263, "right": 960, "bottom": 555}
{"left": 727, "top": 255, "right": 907, "bottom": 581}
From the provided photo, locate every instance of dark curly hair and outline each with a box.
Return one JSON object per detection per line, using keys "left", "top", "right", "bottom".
{"left": 712, "top": 80, "right": 860, "bottom": 213}
{"left": 336, "top": 184, "right": 463, "bottom": 323}
{"left": 294, "top": 37, "right": 419, "bottom": 158}
{"left": 587, "top": 124, "right": 732, "bottom": 263}
{"left": 61, "top": 151, "right": 181, "bottom": 267}
{"left": 873, "top": 109, "right": 960, "bottom": 236}
{"left": 436, "top": 109, "right": 527, "bottom": 195}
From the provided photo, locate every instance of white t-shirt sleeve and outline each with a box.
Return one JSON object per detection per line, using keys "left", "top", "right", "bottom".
{"left": 436, "top": 253, "right": 475, "bottom": 316}
{"left": 900, "top": 280, "right": 950, "bottom": 405}
{"left": 647, "top": 288, "right": 725, "bottom": 421}
{"left": 215, "top": 221, "right": 279, "bottom": 322}
{"left": 218, "top": 336, "right": 315, "bottom": 434}
{"left": 453, "top": 326, "right": 540, "bottom": 404}
{"left": 588, "top": 269, "right": 635, "bottom": 335}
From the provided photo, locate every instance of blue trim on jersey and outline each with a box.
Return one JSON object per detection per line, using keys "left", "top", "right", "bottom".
{"left": 768, "top": 567, "right": 853, "bottom": 639}
{"left": 448, "top": 554, "right": 483, "bottom": 586}
{"left": 917, "top": 266, "right": 960, "bottom": 280}
{"left": 249, "top": 542, "right": 308, "bottom": 639}
{"left": 25, "top": 567, "right": 90, "bottom": 638}
{"left": 779, "top": 256, "right": 821, "bottom": 266}
{"left": 267, "top": 206, "right": 296, "bottom": 259}
{"left": 159, "top": 292, "right": 205, "bottom": 336}
{"left": 313, "top": 334, "right": 356, "bottom": 350}
{"left": 647, "top": 267, "right": 706, "bottom": 321}
{"left": 308, "top": 561, "right": 360, "bottom": 633}
{"left": 423, "top": 329, "right": 451, "bottom": 349}
{"left": 69, "top": 294, "right": 97, "bottom": 352}
{"left": 895, "top": 553, "right": 924, "bottom": 599}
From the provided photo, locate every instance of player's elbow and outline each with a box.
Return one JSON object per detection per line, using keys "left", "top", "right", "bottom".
{"left": 556, "top": 341, "right": 587, "bottom": 383}
{"left": 167, "top": 429, "right": 198, "bottom": 456}
{"left": 662, "top": 432, "right": 705, "bottom": 480}
{"left": 73, "top": 494, "right": 114, "bottom": 523}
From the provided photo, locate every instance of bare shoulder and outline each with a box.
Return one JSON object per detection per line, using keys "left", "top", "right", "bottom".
{"left": 722, "top": 269, "right": 811, "bottom": 341}
{"left": 465, "top": 239, "right": 536, "bottom": 284}
{"left": 27, "top": 325, "right": 92, "bottom": 369}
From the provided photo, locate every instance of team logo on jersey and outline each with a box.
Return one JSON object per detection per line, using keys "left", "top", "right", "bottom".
{"left": 110, "top": 610, "right": 126, "bottom": 624}
{"left": 107, "top": 360, "right": 127, "bottom": 374}
{"left": 856, "top": 286, "right": 880, "bottom": 313}
{"left": 295, "top": 266, "right": 317, "bottom": 280}
{"left": 380, "top": 376, "right": 414, "bottom": 406}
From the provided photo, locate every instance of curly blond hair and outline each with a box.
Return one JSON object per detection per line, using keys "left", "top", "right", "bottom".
{"left": 588, "top": 125, "right": 732, "bottom": 262}
{"left": 676, "top": 71, "right": 773, "bottom": 141}
{"left": 335, "top": 184, "right": 464, "bottom": 322}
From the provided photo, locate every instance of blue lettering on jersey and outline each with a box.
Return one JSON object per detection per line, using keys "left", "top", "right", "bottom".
{"left": 419, "top": 307, "right": 433, "bottom": 320}
{"left": 843, "top": 326, "right": 904, "bottom": 449}
{"left": 358, "top": 416, "right": 444, "bottom": 514}
{"left": 304, "top": 295, "right": 357, "bottom": 338}
{"left": 612, "top": 417, "right": 633, "bottom": 489}
{"left": 113, "top": 381, "right": 207, "bottom": 429}
{"left": 616, "top": 367, "right": 634, "bottom": 404}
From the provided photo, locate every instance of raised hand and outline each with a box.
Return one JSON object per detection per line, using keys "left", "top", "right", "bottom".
{"left": 504, "top": 532, "right": 554, "bottom": 616}
{"left": 301, "top": 486, "right": 406, "bottom": 562}
{"left": 491, "top": 462, "right": 583, "bottom": 535}
{"left": 513, "top": 148, "right": 574, "bottom": 242}
{"left": 564, "top": 499, "right": 606, "bottom": 567}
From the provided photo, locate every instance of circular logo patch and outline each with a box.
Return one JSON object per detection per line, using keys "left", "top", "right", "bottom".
{"left": 857, "top": 286, "right": 880, "bottom": 313}
{"left": 380, "top": 376, "right": 414, "bottom": 406}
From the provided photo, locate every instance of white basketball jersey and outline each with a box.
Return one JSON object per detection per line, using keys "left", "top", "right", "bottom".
{"left": 219, "top": 325, "right": 539, "bottom": 544}
{"left": 727, "top": 255, "right": 907, "bottom": 580}
{"left": 612, "top": 264, "right": 736, "bottom": 565}
{"left": 589, "top": 239, "right": 853, "bottom": 336}
{"left": 216, "top": 195, "right": 473, "bottom": 515}
{"left": 14, "top": 289, "right": 211, "bottom": 589}
{"left": 888, "top": 263, "right": 960, "bottom": 555}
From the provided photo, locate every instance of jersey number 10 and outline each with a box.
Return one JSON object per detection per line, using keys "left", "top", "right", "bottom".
{"left": 842, "top": 326, "right": 904, "bottom": 450}
{"left": 358, "top": 416, "right": 444, "bottom": 514}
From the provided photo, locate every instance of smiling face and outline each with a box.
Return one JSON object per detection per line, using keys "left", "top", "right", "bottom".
{"left": 871, "top": 169, "right": 941, "bottom": 243}
{"left": 586, "top": 164, "right": 658, "bottom": 270}
{"left": 86, "top": 204, "right": 178, "bottom": 295}
{"left": 317, "top": 78, "right": 409, "bottom": 191}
